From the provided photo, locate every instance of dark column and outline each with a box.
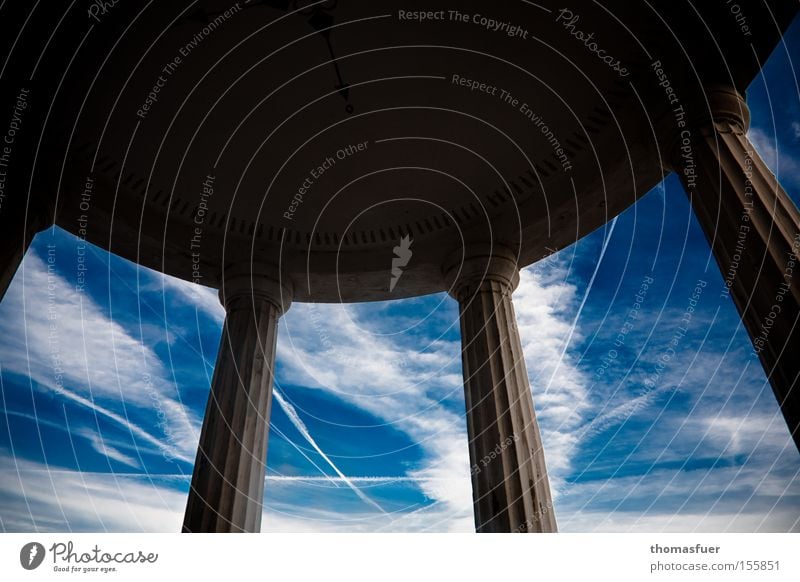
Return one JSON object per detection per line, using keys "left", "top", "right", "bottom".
{"left": 0, "top": 203, "right": 51, "bottom": 302}
{"left": 183, "top": 265, "right": 292, "bottom": 532}
{"left": 445, "top": 245, "right": 557, "bottom": 532}
{"left": 669, "top": 87, "right": 800, "bottom": 451}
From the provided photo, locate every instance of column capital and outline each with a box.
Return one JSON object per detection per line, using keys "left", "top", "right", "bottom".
{"left": 442, "top": 244, "right": 520, "bottom": 301}
{"left": 691, "top": 85, "right": 750, "bottom": 132}
{"left": 219, "top": 263, "right": 293, "bottom": 315}
{"left": 660, "top": 85, "right": 750, "bottom": 172}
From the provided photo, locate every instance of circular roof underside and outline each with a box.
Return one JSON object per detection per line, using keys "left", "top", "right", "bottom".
{"left": 40, "top": 0, "right": 791, "bottom": 301}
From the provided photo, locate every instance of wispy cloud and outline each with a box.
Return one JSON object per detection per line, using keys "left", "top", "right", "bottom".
{"left": 514, "top": 257, "right": 592, "bottom": 486}
{"left": 557, "top": 457, "right": 800, "bottom": 533}
{"left": 0, "top": 451, "right": 186, "bottom": 532}
{"left": 272, "top": 389, "right": 387, "bottom": 514}
{"left": 153, "top": 274, "right": 224, "bottom": 325}
{"left": 0, "top": 251, "right": 200, "bottom": 465}
{"left": 80, "top": 428, "right": 141, "bottom": 470}
{"left": 748, "top": 126, "right": 800, "bottom": 188}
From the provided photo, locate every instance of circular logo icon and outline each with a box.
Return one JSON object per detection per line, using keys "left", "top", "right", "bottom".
{"left": 20, "top": 542, "right": 45, "bottom": 570}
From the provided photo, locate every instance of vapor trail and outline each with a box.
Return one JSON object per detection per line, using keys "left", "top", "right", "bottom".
{"left": 544, "top": 216, "right": 618, "bottom": 391}
{"left": 272, "top": 389, "right": 389, "bottom": 514}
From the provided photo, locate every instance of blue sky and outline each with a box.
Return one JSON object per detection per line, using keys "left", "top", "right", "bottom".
{"left": 2, "top": 21, "right": 800, "bottom": 533}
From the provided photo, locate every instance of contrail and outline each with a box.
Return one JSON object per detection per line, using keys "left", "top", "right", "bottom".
{"left": 269, "top": 423, "right": 340, "bottom": 487}
{"left": 544, "top": 216, "right": 618, "bottom": 391}
{"left": 272, "top": 389, "right": 389, "bottom": 514}
{"left": 265, "top": 475, "right": 453, "bottom": 482}
{"left": 9, "top": 468, "right": 453, "bottom": 483}
{"left": 45, "top": 382, "right": 194, "bottom": 464}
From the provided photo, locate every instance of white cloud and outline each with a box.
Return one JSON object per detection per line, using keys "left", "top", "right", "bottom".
{"left": 515, "top": 259, "right": 592, "bottom": 484}
{"left": 0, "top": 251, "right": 200, "bottom": 464}
{"left": 562, "top": 510, "right": 799, "bottom": 533}
{"left": 557, "top": 459, "right": 800, "bottom": 533}
{"left": 747, "top": 126, "right": 800, "bottom": 187}
{"left": 0, "top": 452, "right": 185, "bottom": 532}
{"left": 261, "top": 502, "right": 474, "bottom": 533}
{"left": 699, "top": 412, "right": 792, "bottom": 457}
{"left": 276, "top": 301, "right": 473, "bottom": 526}
{"left": 0, "top": 450, "right": 473, "bottom": 533}
{"left": 80, "top": 428, "right": 141, "bottom": 470}
{"left": 153, "top": 274, "right": 224, "bottom": 324}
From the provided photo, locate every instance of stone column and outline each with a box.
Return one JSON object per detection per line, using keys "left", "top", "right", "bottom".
{"left": 0, "top": 203, "right": 52, "bottom": 302}
{"left": 445, "top": 246, "right": 557, "bottom": 532}
{"left": 183, "top": 265, "right": 292, "bottom": 532}
{"left": 668, "top": 87, "right": 800, "bottom": 451}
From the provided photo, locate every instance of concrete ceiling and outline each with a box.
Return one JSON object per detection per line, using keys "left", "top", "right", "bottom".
{"left": 4, "top": 0, "right": 794, "bottom": 301}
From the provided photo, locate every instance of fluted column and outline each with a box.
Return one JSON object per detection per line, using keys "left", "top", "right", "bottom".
{"left": 445, "top": 246, "right": 556, "bottom": 532}
{"left": 667, "top": 87, "right": 800, "bottom": 451}
{"left": 183, "top": 264, "right": 292, "bottom": 532}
